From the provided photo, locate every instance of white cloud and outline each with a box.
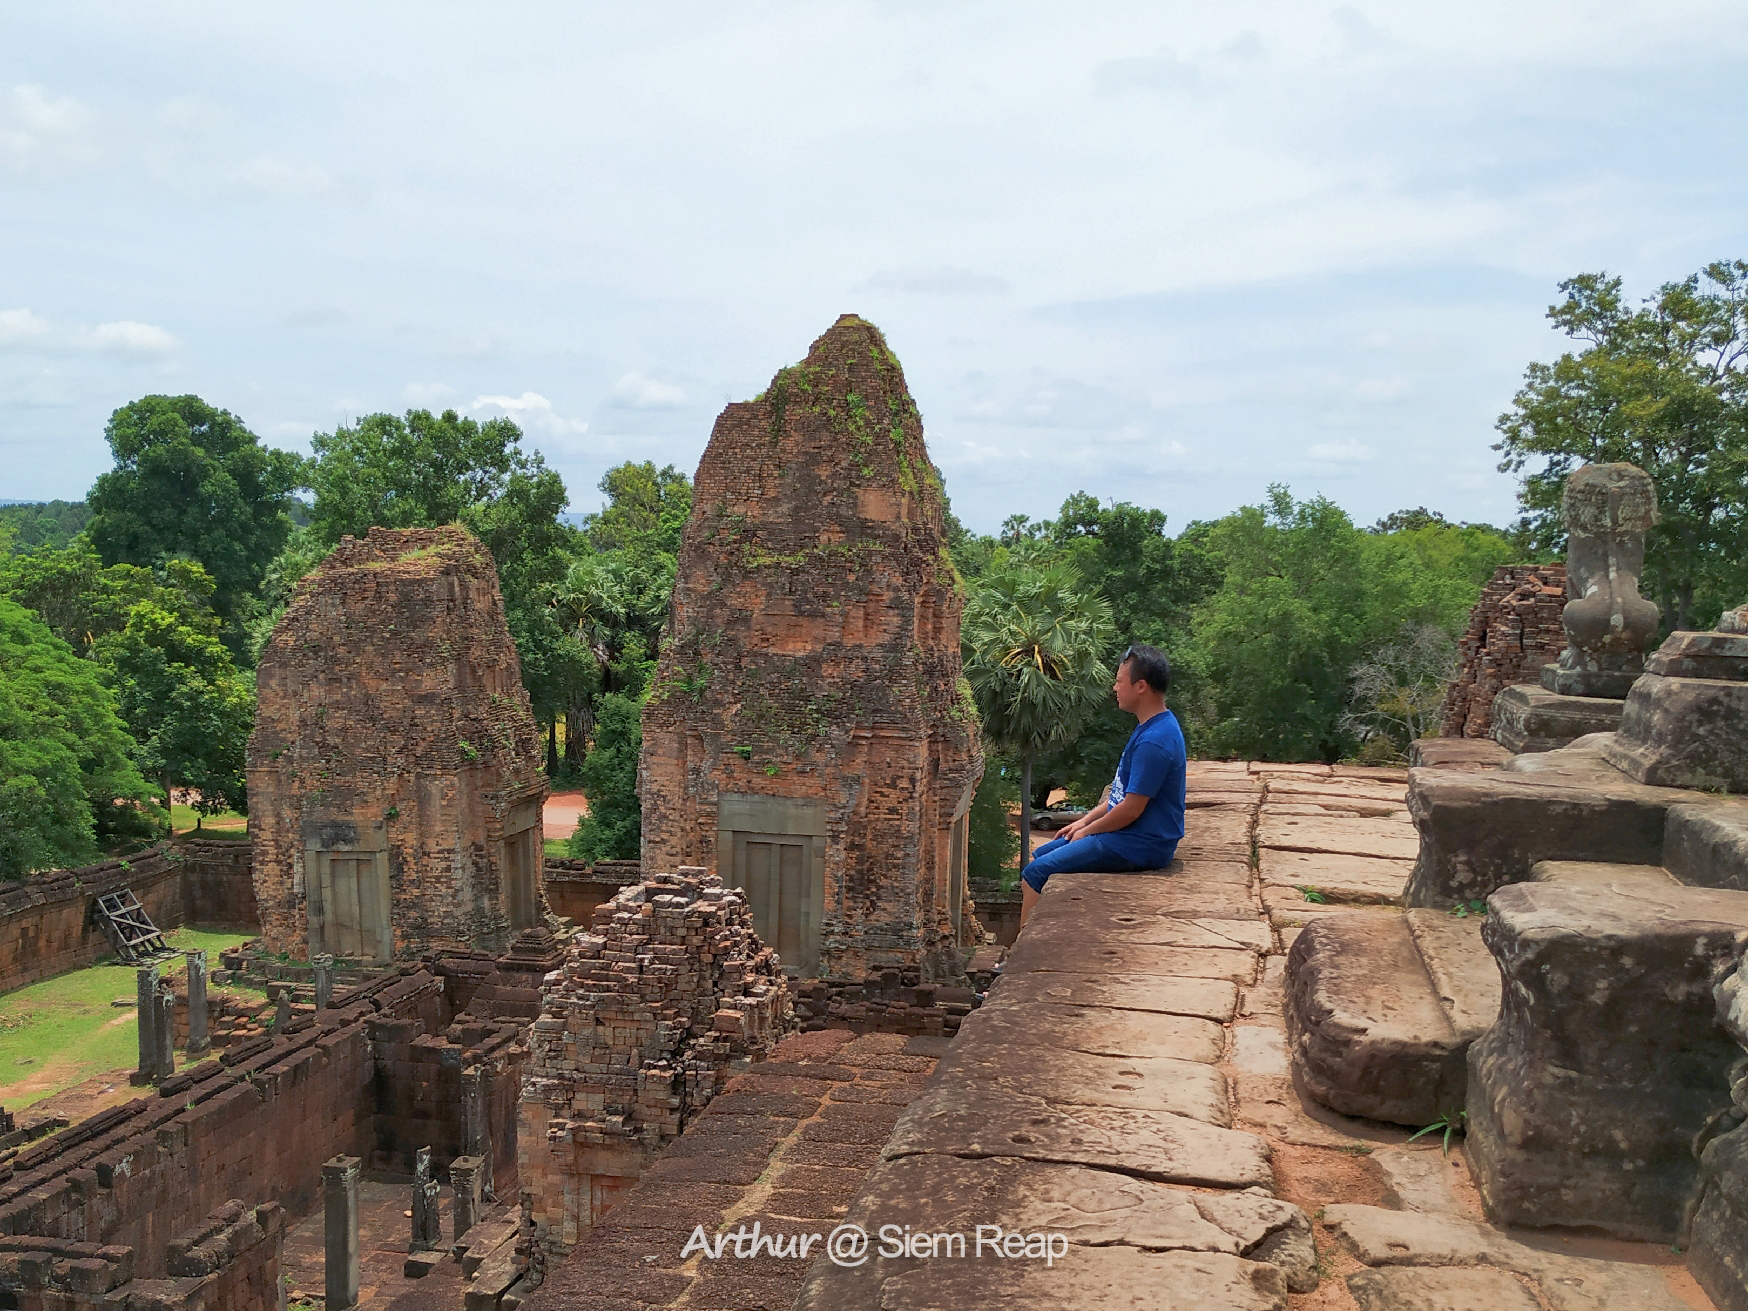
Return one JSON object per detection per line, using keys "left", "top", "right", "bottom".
{"left": 402, "top": 382, "right": 457, "bottom": 408}
{"left": 608, "top": 372, "right": 688, "bottom": 409}
{"left": 234, "top": 156, "right": 345, "bottom": 201}
{"left": 1352, "top": 377, "right": 1411, "bottom": 401}
{"left": 1093, "top": 50, "right": 1201, "bottom": 94}
{"left": 1308, "top": 440, "right": 1375, "bottom": 463}
{"left": 866, "top": 267, "right": 1009, "bottom": 295}
{"left": 1, "top": 85, "right": 102, "bottom": 175}
{"left": 0, "top": 309, "right": 54, "bottom": 348}
{"left": 87, "top": 321, "right": 180, "bottom": 355}
{"left": 0, "top": 308, "right": 179, "bottom": 356}
{"left": 473, "top": 391, "right": 589, "bottom": 435}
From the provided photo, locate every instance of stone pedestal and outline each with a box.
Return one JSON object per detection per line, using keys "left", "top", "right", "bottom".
{"left": 323, "top": 1155, "right": 361, "bottom": 1310}
{"left": 1689, "top": 955, "right": 1748, "bottom": 1311}
{"left": 313, "top": 954, "right": 334, "bottom": 1012}
{"left": 1489, "top": 683, "right": 1625, "bottom": 753}
{"left": 154, "top": 985, "right": 175, "bottom": 1080}
{"left": 1466, "top": 880, "right": 1748, "bottom": 1240}
{"left": 1603, "top": 629, "right": 1748, "bottom": 793}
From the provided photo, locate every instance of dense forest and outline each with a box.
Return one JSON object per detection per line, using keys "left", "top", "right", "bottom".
{"left": 4, "top": 261, "right": 1747, "bottom": 882}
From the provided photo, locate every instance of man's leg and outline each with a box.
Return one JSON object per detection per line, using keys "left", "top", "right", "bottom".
{"left": 1019, "top": 837, "right": 1069, "bottom": 927}
{"left": 1018, "top": 835, "right": 1144, "bottom": 927}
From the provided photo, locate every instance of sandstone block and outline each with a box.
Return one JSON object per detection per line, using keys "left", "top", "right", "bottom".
{"left": 1409, "top": 738, "right": 1513, "bottom": 771}
{"left": 1604, "top": 673, "right": 1748, "bottom": 792}
{"left": 883, "top": 1085, "right": 1273, "bottom": 1190}
{"left": 1403, "top": 743, "right": 1691, "bottom": 908}
{"left": 1665, "top": 800, "right": 1748, "bottom": 891}
{"left": 1489, "top": 683, "right": 1624, "bottom": 753}
{"left": 1347, "top": 1266, "right": 1541, "bottom": 1311}
{"left": 1466, "top": 880, "right": 1748, "bottom": 1239}
{"left": 1259, "top": 849, "right": 1410, "bottom": 904}
{"left": 984, "top": 970, "right": 1238, "bottom": 1022}
{"left": 1285, "top": 912, "right": 1467, "bottom": 1126}
{"left": 1258, "top": 814, "right": 1418, "bottom": 861}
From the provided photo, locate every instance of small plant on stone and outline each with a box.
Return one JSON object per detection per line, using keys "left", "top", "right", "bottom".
{"left": 1408, "top": 1109, "right": 1467, "bottom": 1154}
{"left": 1448, "top": 899, "right": 1488, "bottom": 919}
{"left": 1296, "top": 885, "right": 1328, "bottom": 904}
{"left": 764, "top": 764, "right": 780, "bottom": 776}
{"left": 385, "top": 805, "right": 399, "bottom": 820}
{"left": 733, "top": 745, "right": 753, "bottom": 760}
{"left": 458, "top": 739, "right": 479, "bottom": 761}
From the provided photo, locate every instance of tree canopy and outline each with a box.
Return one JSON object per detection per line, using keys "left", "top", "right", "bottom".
{"left": 0, "top": 597, "right": 158, "bottom": 877}
{"left": 87, "top": 395, "right": 304, "bottom": 651}
{"left": 1495, "top": 262, "right": 1748, "bottom": 630}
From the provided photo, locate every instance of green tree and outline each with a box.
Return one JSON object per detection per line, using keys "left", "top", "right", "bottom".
{"left": 966, "top": 751, "right": 1020, "bottom": 885}
{"left": 0, "top": 598, "right": 158, "bottom": 876}
{"left": 1185, "top": 488, "right": 1513, "bottom": 762}
{"left": 1495, "top": 263, "right": 1748, "bottom": 630}
{"left": 962, "top": 561, "right": 1115, "bottom": 870}
{"left": 87, "top": 396, "right": 304, "bottom": 652}
{"left": 565, "top": 692, "right": 645, "bottom": 862}
{"left": 0, "top": 500, "right": 92, "bottom": 554}
{"left": 0, "top": 543, "right": 216, "bottom": 659}
{"left": 580, "top": 461, "right": 692, "bottom": 555}
{"left": 304, "top": 407, "right": 589, "bottom": 769}
{"left": 95, "top": 598, "right": 253, "bottom": 819}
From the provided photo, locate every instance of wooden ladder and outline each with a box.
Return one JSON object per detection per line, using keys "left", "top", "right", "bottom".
{"left": 94, "top": 889, "right": 173, "bottom": 964}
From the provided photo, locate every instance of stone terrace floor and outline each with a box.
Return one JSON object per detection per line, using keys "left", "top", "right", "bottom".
{"left": 524, "top": 761, "right": 1720, "bottom": 1310}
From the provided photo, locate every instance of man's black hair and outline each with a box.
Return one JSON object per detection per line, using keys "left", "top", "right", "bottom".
{"left": 1118, "top": 643, "right": 1171, "bottom": 695}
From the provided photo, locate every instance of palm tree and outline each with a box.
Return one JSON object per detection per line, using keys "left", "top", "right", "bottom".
{"left": 962, "top": 561, "right": 1115, "bottom": 872}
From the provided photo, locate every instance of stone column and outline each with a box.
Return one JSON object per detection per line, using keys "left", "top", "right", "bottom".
{"left": 274, "top": 987, "right": 292, "bottom": 1031}
{"left": 410, "top": 1145, "right": 442, "bottom": 1253}
{"left": 450, "top": 1155, "right": 485, "bottom": 1243}
{"left": 1688, "top": 954, "right": 1748, "bottom": 1311}
{"left": 134, "top": 963, "right": 161, "bottom": 1084}
{"left": 154, "top": 984, "right": 176, "bottom": 1080}
{"left": 323, "top": 1155, "right": 361, "bottom": 1310}
{"left": 462, "top": 1065, "right": 494, "bottom": 1199}
{"left": 313, "top": 954, "right": 335, "bottom": 1012}
{"left": 185, "top": 950, "right": 210, "bottom": 1058}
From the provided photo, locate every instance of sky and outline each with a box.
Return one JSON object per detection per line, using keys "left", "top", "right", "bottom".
{"left": 5, "top": 2, "right": 1748, "bottom": 536}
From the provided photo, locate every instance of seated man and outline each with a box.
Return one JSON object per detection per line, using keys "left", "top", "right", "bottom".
{"left": 1019, "top": 643, "right": 1186, "bottom": 927}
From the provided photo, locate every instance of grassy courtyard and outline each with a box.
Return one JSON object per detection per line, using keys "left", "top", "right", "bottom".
{"left": 0, "top": 927, "right": 258, "bottom": 1110}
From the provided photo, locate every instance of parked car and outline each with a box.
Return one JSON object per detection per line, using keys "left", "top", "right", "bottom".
{"left": 1032, "top": 806, "right": 1089, "bottom": 831}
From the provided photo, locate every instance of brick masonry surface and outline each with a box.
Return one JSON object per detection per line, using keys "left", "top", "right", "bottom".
{"left": 640, "top": 314, "right": 983, "bottom": 982}
{"left": 1440, "top": 563, "right": 1567, "bottom": 739}
{"left": 247, "top": 525, "right": 549, "bottom": 961}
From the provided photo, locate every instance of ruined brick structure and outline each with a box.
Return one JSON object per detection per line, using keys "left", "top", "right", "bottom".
{"left": 1439, "top": 563, "right": 1567, "bottom": 738}
{"left": 641, "top": 315, "right": 983, "bottom": 981}
{"left": 519, "top": 870, "right": 790, "bottom": 1253}
{"left": 247, "top": 526, "right": 549, "bottom": 961}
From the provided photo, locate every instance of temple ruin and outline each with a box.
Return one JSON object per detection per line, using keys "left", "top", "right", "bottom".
{"left": 248, "top": 525, "right": 550, "bottom": 961}
{"left": 1438, "top": 563, "right": 1566, "bottom": 740}
{"left": 1287, "top": 462, "right": 1748, "bottom": 1311}
{"left": 640, "top": 314, "right": 984, "bottom": 982}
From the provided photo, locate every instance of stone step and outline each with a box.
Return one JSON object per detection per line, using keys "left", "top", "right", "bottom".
{"left": 1665, "top": 799, "right": 1748, "bottom": 891}
{"left": 1286, "top": 909, "right": 1499, "bottom": 1127}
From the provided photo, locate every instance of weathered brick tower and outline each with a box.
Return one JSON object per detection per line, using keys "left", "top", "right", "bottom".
{"left": 640, "top": 314, "right": 983, "bottom": 982}
{"left": 248, "top": 525, "right": 549, "bottom": 961}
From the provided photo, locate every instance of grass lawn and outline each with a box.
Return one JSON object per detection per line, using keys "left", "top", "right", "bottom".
{"left": 169, "top": 803, "right": 247, "bottom": 837}
{"left": 0, "top": 927, "right": 258, "bottom": 1109}
{"left": 544, "top": 839, "right": 570, "bottom": 860}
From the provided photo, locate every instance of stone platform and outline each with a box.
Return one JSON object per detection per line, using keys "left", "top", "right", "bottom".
{"left": 1489, "top": 682, "right": 1624, "bottom": 753}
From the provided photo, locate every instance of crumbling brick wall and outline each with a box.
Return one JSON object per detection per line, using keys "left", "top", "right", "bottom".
{"left": 1, "top": 847, "right": 184, "bottom": 993}
{"left": 518, "top": 870, "right": 790, "bottom": 1254}
{"left": 641, "top": 315, "right": 984, "bottom": 982}
{"left": 1440, "top": 564, "right": 1567, "bottom": 739}
{"left": 247, "top": 525, "right": 549, "bottom": 960}
{"left": 0, "top": 970, "right": 435, "bottom": 1275}
{"left": 0, "top": 1201, "right": 283, "bottom": 1311}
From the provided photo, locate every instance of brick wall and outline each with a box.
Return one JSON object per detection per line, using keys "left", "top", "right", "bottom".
{"left": 0, "top": 971, "right": 436, "bottom": 1277}
{"left": 2, "top": 841, "right": 262, "bottom": 998}
{"left": 1440, "top": 564, "right": 1568, "bottom": 739}
{"left": 1, "top": 848, "right": 184, "bottom": 995}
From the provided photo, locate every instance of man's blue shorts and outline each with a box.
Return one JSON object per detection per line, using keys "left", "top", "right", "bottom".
{"left": 1021, "top": 833, "right": 1180, "bottom": 894}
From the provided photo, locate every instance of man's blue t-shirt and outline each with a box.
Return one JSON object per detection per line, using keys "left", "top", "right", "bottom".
{"left": 1105, "top": 710, "right": 1186, "bottom": 862}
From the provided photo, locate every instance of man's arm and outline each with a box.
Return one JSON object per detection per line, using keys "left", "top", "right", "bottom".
{"left": 1069, "top": 792, "right": 1146, "bottom": 839}
{"left": 1060, "top": 799, "right": 1110, "bottom": 840}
